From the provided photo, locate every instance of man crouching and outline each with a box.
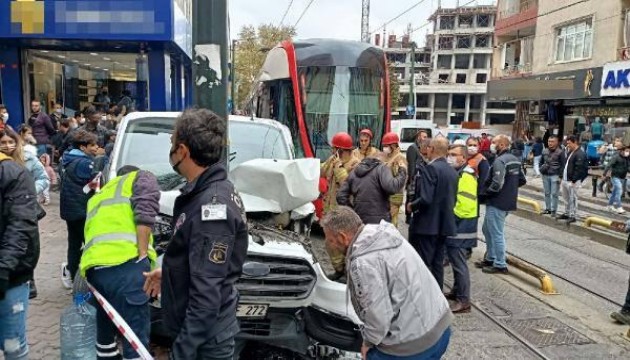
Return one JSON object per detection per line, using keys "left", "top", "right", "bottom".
{"left": 321, "top": 206, "right": 452, "bottom": 359}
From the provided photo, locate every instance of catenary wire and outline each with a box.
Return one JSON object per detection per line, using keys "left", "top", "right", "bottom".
{"left": 294, "top": 0, "right": 317, "bottom": 28}
{"left": 369, "top": 0, "right": 429, "bottom": 35}
{"left": 279, "top": 0, "right": 295, "bottom": 26}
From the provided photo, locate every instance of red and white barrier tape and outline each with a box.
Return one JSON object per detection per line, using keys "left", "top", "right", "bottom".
{"left": 87, "top": 282, "right": 154, "bottom": 360}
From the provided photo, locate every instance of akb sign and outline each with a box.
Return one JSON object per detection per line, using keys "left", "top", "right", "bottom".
{"left": 601, "top": 60, "right": 630, "bottom": 97}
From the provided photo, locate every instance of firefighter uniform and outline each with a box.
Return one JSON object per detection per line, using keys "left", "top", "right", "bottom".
{"left": 353, "top": 146, "right": 379, "bottom": 161}
{"left": 385, "top": 147, "right": 408, "bottom": 227}
{"left": 320, "top": 154, "right": 359, "bottom": 216}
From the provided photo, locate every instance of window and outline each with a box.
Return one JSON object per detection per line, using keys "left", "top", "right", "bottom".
{"left": 473, "top": 54, "right": 488, "bottom": 69}
{"left": 416, "top": 94, "right": 429, "bottom": 107}
{"left": 438, "top": 36, "right": 454, "bottom": 50}
{"left": 438, "top": 74, "right": 449, "bottom": 83}
{"left": 458, "top": 15, "right": 473, "bottom": 28}
{"left": 456, "top": 74, "right": 467, "bottom": 84}
{"left": 555, "top": 19, "right": 593, "bottom": 62}
{"left": 451, "top": 113, "right": 465, "bottom": 125}
{"left": 470, "top": 95, "right": 483, "bottom": 109}
{"left": 454, "top": 55, "right": 470, "bottom": 69}
{"left": 440, "top": 16, "right": 455, "bottom": 30}
{"left": 435, "top": 94, "right": 449, "bottom": 108}
{"left": 475, "top": 35, "right": 490, "bottom": 48}
{"left": 437, "top": 55, "right": 452, "bottom": 69}
{"left": 488, "top": 113, "right": 515, "bottom": 125}
{"left": 457, "top": 36, "right": 472, "bottom": 49}
{"left": 477, "top": 14, "right": 490, "bottom": 27}
{"left": 452, "top": 94, "right": 466, "bottom": 109}
{"left": 476, "top": 73, "right": 488, "bottom": 83}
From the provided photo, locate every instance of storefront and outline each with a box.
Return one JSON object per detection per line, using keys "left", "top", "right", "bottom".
{"left": 0, "top": 0, "right": 193, "bottom": 129}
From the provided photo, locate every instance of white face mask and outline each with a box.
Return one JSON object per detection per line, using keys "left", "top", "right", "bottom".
{"left": 447, "top": 156, "right": 457, "bottom": 167}
{"left": 1, "top": 113, "right": 8, "bottom": 121}
{"left": 467, "top": 146, "right": 478, "bottom": 156}
{"left": 55, "top": 109, "right": 63, "bottom": 114}
{"left": 382, "top": 147, "right": 392, "bottom": 155}
{"left": 80, "top": 117, "right": 86, "bottom": 124}
{"left": 625, "top": 151, "right": 630, "bottom": 157}
{"left": 490, "top": 144, "right": 498, "bottom": 154}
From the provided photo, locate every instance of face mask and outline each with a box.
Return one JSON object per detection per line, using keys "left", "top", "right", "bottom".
{"left": 490, "top": 144, "right": 498, "bottom": 154}
{"left": 0, "top": 143, "right": 16, "bottom": 154}
{"left": 101, "top": 115, "right": 107, "bottom": 122}
{"left": 467, "top": 146, "right": 478, "bottom": 156}
{"left": 625, "top": 151, "right": 630, "bottom": 157}
{"left": 1, "top": 113, "right": 8, "bottom": 122}
{"left": 80, "top": 117, "right": 86, "bottom": 124}
{"left": 55, "top": 109, "right": 63, "bottom": 114}
{"left": 447, "top": 156, "right": 457, "bottom": 167}
{"left": 169, "top": 145, "right": 183, "bottom": 175}
{"left": 383, "top": 147, "right": 392, "bottom": 155}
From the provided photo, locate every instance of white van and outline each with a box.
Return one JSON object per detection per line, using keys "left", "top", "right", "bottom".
{"left": 390, "top": 119, "right": 439, "bottom": 152}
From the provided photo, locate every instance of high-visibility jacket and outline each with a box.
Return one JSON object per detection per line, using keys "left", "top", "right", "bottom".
{"left": 80, "top": 171, "right": 156, "bottom": 276}
{"left": 454, "top": 166, "right": 478, "bottom": 219}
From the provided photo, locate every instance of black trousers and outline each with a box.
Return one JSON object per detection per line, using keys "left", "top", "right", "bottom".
{"left": 66, "top": 218, "right": 86, "bottom": 280}
{"left": 410, "top": 234, "right": 446, "bottom": 289}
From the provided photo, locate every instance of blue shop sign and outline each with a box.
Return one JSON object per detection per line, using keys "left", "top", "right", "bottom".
{"left": 601, "top": 60, "right": 630, "bottom": 97}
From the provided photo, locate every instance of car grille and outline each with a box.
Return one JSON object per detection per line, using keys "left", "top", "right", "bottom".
{"left": 236, "top": 254, "right": 316, "bottom": 299}
{"left": 239, "top": 319, "right": 272, "bottom": 336}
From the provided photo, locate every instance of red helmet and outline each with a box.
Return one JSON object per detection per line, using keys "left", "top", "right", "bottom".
{"left": 359, "top": 129, "right": 374, "bottom": 139}
{"left": 382, "top": 132, "right": 400, "bottom": 146}
{"left": 331, "top": 132, "right": 354, "bottom": 150}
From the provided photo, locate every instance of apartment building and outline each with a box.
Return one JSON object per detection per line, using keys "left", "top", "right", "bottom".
{"left": 385, "top": 5, "right": 515, "bottom": 127}
{"left": 488, "top": 0, "right": 630, "bottom": 137}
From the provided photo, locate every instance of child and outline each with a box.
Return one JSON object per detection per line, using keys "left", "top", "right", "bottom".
{"left": 39, "top": 153, "right": 57, "bottom": 204}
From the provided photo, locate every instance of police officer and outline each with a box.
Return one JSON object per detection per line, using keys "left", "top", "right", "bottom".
{"left": 382, "top": 132, "right": 408, "bottom": 227}
{"left": 143, "top": 109, "right": 248, "bottom": 359}
{"left": 353, "top": 129, "right": 379, "bottom": 161}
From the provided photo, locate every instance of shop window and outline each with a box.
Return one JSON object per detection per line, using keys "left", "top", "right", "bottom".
{"left": 438, "top": 74, "right": 449, "bottom": 83}
{"left": 473, "top": 54, "right": 489, "bottom": 69}
{"left": 456, "top": 74, "right": 467, "bottom": 84}
{"left": 457, "top": 36, "right": 472, "bottom": 49}
{"left": 454, "top": 55, "right": 470, "bottom": 69}
{"left": 452, "top": 94, "right": 466, "bottom": 109}
{"left": 476, "top": 73, "right": 488, "bottom": 83}
{"left": 435, "top": 94, "right": 449, "bottom": 108}
{"left": 555, "top": 18, "right": 593, "bottom": 62}
{"left": 440, "top": 16, "right": 455, "bottom": 30}
{"left": 437, "top": 55, "right": 452, "bottom": 69}
{"left": 438, "top": 36, "right": 454, "bottom": 50}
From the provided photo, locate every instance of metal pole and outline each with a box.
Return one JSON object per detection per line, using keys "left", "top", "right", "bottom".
{"left": 409, "top": 42, "right": 416, "bottom": 120}
{"left": 192, "top": 0, "right": 229, "bottom": 161}
{"left": 231, "top": 40, "right": 237, "bottom": 114}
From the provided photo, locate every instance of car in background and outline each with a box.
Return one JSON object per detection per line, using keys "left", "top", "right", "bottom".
{"left": 390, "top": 119, "right": 438, "bottom": 152}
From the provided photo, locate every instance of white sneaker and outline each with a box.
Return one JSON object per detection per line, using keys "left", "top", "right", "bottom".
{"left": 61, "top": 262, "right": 73, "bottom": 289}
{"left": 616, "top": 207, "right": 626, "bottom": 214}
{"left": 607, "top": 205, "right": 617, "bottom": 212}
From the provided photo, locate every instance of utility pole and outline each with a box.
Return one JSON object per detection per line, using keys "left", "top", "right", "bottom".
{"left": 409, "top": 42, "right": 417, "bottom": 120}
{"left": 231, "top": 40, "right": 237, "bottom": 114}
{"left": 361, "top": 0, "right": 370, "bottom": 43}
{"left": 192, "top": 0, "right": 229, "bottom": 157}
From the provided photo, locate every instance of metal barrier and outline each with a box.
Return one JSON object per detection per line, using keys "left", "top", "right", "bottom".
{"left": 517, "top": 196, "right": 541, "bottom": 214}
{"left": 583, "top": 217, "right": 613, "bottom": 230}
{"left": 506, "top": 256, "right": 558, "bottom": 295}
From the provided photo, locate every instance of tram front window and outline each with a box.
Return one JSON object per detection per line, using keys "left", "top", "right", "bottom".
{"left": 300, "top": 66, "right": 384, "bottom": 160}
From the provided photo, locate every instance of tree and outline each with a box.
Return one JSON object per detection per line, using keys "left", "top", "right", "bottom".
{"left": 234, "top": 24, "right": 297, "bottom": 111}
{"left": 388, "top": 62, "right": 401, "bottom": 111}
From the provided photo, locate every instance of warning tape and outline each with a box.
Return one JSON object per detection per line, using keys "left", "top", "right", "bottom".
{"left": 87, "top": 282, "right": 154, "bottom": 360}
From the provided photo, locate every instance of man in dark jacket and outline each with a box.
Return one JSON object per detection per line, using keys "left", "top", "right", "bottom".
{"left": 28, "top": 99, "right": 56, "bottom": 157}
{"left": 540, "top": 135, "right": 565, "bottom": 217}
{"left": 0, "top": 151, "right": 40, "bottom": 359}
{"left": 337, "top": 157, "right": 407, "bottom": 225}
{"left": 603, "top": 146, "right": 629, "bottom": 214}
{"left": 406, "top": 135, "right": 430, "bottom": 224}
{"left": 143, "top": 109, "right": 248, "bottom": 359}
{"left": 475, "top": 135, "right": 526, "bottom": 274}
{"left": 559, "top": 135, "right": 589, "bottom": 223}
{"left": 407, "top": 137, "right": 458, "bottom": 288}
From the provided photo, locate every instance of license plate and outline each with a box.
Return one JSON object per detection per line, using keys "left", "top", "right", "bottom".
{"left": 236, "top": 303, "right": 269, "bottom": 318}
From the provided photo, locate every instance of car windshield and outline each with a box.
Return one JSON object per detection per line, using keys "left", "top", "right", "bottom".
{"left": 115, "top": 117, "right": 291, "bottom": 191}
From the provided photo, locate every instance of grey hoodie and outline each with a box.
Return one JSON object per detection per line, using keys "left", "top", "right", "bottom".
{"left": 346, "top": 221, "right": 452, "bottom": 356}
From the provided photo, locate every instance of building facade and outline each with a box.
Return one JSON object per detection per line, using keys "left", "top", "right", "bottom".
{"left": 385, "top": 5, "right": 515, "bottom": 127}
{"left": 0, "top": 0, "right": 193, "bottom": 129}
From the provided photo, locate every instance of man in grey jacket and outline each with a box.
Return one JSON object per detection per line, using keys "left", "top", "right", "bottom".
{"left": 321, "top": 206, "right": 452, "bottom": 360}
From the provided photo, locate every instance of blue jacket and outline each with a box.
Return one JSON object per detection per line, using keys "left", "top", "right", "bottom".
{"left": 60, "top": 149, "right": 96, "bottom": 221}
{"left": 24, "top": 151, "right": 49, "bottom": 196}
{"left": 446, "top": 217, "right": 478, "bottom": 248}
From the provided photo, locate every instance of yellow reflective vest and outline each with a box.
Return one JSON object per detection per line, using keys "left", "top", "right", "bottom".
{"left": 80, "top": 171, "right": 156, "bottom": 276}
{"left": 454, "top": 167, "right": 478, "bottom": 219}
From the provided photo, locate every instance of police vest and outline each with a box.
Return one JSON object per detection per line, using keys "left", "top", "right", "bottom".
{"left": 80, "top": 171, "right": 156, "bottom": 276}
{"left": 455, "top": 167, "right": 478, "bottom": 219}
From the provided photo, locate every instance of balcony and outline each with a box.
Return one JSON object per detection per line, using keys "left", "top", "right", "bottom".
{"left": 491, "top": 63, "right": 532, "bottom": 79}
{"left": 495, "top": 0, "right": 538, "bottom": 37}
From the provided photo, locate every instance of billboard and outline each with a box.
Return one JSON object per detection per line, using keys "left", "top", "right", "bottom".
{"left": 601, "top": 60, "right": 630, "bottom": 97}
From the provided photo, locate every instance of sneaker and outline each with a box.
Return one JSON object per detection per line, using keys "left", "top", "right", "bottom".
{"left": 61, "top": 263, "right": 73, "bottom": 289}
{"left": 607, "top": 205, "right": 617, "bottom": 213}
{"left": 474, "top": 259, "right": 493, "bottom": 269}
{"left": 566, "top": 217, "right": 577, "bottom": 224}
{"left": 616, "top": 207, "right": 626, "bottom": 214}
{"left": 482, "top": 266, "right": 509, "bottom": 274}
{"left": 542, "top": 210, "right": 552, "bottom": 215}
{"left": 557, "top": 214, "right": 570, "bottom": 220}
{"left": 611, "top": 310, "right": 630, "bottom": 325}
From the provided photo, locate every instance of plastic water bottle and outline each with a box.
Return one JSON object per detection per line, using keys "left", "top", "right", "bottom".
{"left": 60, "top": 292, "right": 97, "bottom": 359}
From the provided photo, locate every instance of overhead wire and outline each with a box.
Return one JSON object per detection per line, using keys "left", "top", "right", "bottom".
{"left": 370, "top": 0, "right": 429, "bottom": 35}
{"left": 294, "top": 0, "right": 317, "bottom": 28}
{"left": 278, "top": 0, "right": 295, "bottom": 26}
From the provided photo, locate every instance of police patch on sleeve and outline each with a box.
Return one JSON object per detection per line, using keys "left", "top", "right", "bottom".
{"left": 209, "top": 242, "right": 229, "bottom": 264}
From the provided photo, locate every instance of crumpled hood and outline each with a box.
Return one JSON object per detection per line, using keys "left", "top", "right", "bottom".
{"left": 354, "top": 158, "right": 381, "bottom": 178}
{"left": 62, "top": 149, "right": 90, "bottom": 167}
{"left": 350, "top": 220, "right": 402, "bottom": 259}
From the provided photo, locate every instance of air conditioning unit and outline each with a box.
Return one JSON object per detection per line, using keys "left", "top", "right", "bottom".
{"left": 529, "top": 101, "right": 539, "bottom": 115}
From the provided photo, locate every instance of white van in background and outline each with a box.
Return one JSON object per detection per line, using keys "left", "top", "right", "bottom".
{"left": 390, "top": 119, "right": 439, "bottom": 152}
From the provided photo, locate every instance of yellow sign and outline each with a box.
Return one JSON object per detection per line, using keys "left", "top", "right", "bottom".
{"left": 11, "top": 0, "right": 45, "bottom": 34}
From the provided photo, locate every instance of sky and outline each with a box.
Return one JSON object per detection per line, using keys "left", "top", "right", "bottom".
{"left": 229, "top": 0, "right": 497, "bottom": 46}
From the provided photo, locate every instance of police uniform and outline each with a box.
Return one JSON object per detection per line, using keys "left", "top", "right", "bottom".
{"left": 161, "top": 164, "right": 248, "bottom": 359}
{"left": 384, "top": 147, "right": 408, "bottom": 227}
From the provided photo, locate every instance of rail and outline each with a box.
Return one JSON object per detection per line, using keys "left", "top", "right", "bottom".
{"left": 517, "top": 196, "right": 541, "bottom": 214}
{"left": 506, "top": 256, "right": 558, "bottom": 295}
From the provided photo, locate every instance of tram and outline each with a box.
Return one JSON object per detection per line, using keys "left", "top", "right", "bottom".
{"left": 250, "top": 38, "right": 392, "bottom": 161}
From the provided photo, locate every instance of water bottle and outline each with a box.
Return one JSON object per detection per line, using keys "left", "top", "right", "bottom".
{"left": 60, "top": 292, "right": 97, "bottom": 359}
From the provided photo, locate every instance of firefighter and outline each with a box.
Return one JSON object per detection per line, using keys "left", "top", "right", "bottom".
{"left": 353, "top": 129, "right": 379, "bottom": 161}
{"left": 382, "top": 132, "right": 408, "bottom": 227}
{"left": 321, "top": 132, "right": 359, "bottom": 278}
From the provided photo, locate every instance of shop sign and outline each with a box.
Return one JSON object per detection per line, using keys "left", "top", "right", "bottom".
{"left": 572, "top": 106, "right": 630, "bottom": 117}
{"left": 601, "top": 60, "right": 630, "bottom": 97}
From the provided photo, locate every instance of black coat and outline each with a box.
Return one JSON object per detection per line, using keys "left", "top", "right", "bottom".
{"left": 562, "top": 148, "right": 589, "bottom": 183}
{"left": 337, "top": 158, "right": 407, "bottom": 224}
{"left": 409, "top": 157, "right": 458, "bottom": 236}
{"left": 0, "top": 155, "right": 40, "bottom": 298}
{"left": 161, "top": 164, "right": 248, "bottom": 358}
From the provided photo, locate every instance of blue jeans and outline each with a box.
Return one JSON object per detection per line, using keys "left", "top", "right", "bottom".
{"left": 367, "top": 328, "right": 451, "bottom": 360}
{"left": 609, "top": 177, "right": 623, "bottom": 208}
{"left": 87, "top": 258, "right": 151, "bottom": 360}
{"left": 482, "top": 206, "right": 508, "bottom": 269}
{"left": 542, "top": 175, "right": 559, "bottom": 212}
{"left": 0, "top": 283, "right": 29, "bottom": 360}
